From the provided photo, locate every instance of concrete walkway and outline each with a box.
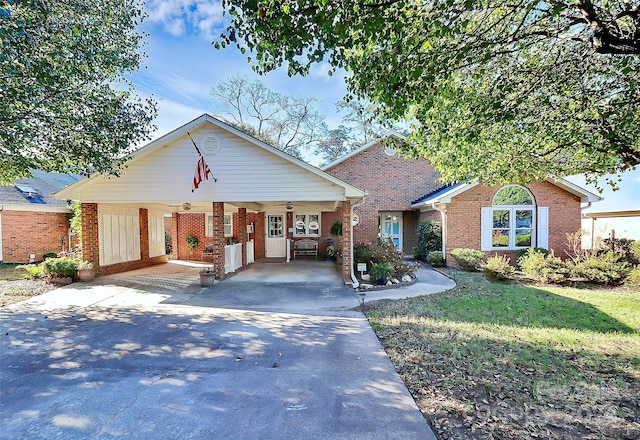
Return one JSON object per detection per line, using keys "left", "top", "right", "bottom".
{"left": 0, "top": 261, "right": 452, "bottom": 439}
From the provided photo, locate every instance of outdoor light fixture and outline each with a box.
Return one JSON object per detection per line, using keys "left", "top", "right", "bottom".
{"left": 182, "top": 202, "right": 192, "bottom": 211}
{"left": 358, "top": 292, "right": 366, "bottom": 312}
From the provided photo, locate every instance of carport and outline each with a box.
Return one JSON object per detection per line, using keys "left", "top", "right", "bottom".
{"left": 55, "top": 114, "right": 366, "bottom": 286}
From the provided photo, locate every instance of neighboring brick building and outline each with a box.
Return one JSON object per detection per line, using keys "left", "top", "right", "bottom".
{"left": 0, "top": 170, "right": 80, "bottom": 263}
{"left": 323, "top": 133, "right": 602, "bottom": 263}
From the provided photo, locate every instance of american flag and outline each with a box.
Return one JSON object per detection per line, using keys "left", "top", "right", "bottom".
{"left": 188, "top": 132, "right": 216, "bottom": 192}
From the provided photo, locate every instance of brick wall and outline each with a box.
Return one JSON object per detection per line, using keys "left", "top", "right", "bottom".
{"left": 325, "top": 142, "right": 442, "bottom": 252}
{"left": 176, "top": 212, "right": 207, "bottom": 261}
{"left": 1, "top": 210, "right": 71, "bottom": 263}
{"left": 445, "top": 182, "right": 581, "bottom": 264}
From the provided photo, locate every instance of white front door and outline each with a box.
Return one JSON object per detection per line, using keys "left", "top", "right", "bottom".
{"left": 381, "top": 212, "right": 403, "bottom": 251}
{"left": 265, "top": 214, "right": 286, "bottom": 257}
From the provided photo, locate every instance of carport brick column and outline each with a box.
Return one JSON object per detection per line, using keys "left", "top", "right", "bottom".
{"left": 341, "top": 200, "right": 352, "bottom": 283}
{"left": 212, "top": 202, "right": 225, "bottom": 278}
{"left": 81, "top": 203, "right": 99, "bottom": 267}
{"left": 238, "top": 208, "right": 247, "bottom": 266}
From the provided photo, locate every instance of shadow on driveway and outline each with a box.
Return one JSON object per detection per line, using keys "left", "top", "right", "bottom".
{"left": 1, "top": 261, "right": 438, "bottom": 439}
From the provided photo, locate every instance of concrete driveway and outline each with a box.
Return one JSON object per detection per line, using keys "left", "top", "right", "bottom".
{"left": 0, "top": 261, "right": 449, "bottom": 439}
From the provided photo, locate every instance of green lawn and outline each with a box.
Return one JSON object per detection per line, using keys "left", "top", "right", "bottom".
{"left": 366, "top": 270, "right": 640, "bottom": 439}
{"left": 0, "top": 264, "right": 27, "bottom": 281}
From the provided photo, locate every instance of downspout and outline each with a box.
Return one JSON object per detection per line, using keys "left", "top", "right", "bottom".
{"left": 431, "top": 202, "right": 447, "bottom": 259}
{"left": 350, "top": 197, "right": 366, "bottom": 288}
{"left": 581, "top": 202, "right": 593, "bottom": 249}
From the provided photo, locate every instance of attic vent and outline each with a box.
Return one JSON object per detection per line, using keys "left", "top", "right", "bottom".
{"left": 15, "top": 184, "right": 38, "bottom": 196}
{"left": 15, "top": 184, "right": 45, "bottom": 204}
{"left": 203, "top": 135, "right": 220, "bottom": 155}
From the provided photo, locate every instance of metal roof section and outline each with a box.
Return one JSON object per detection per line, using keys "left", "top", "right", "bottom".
{"left": 411, "top": 177, "right": 601, "bottom": 209}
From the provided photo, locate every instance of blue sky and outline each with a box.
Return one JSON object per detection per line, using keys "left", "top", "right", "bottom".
{"left": 130, "top": 0, "right": 639, "bottom": 214}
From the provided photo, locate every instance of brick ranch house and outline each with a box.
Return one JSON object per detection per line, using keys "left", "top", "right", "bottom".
{"left": 323, "top": 133, "right": 602, "bottom": 264}
{"left": 55, "top": 114, "right": 366, "bottom": 285}
{"left": 0, "top": 170, "right": 80, "bottom": 263}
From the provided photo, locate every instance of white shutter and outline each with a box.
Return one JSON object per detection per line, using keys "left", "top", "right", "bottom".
{"left": 0, "top": 214, "right": 4, "bottom": 262}
{"left": 481, "top": 207, "right": 493, "bottom": 251}
{"left": 537, "top": 207, "right": 549, "bottom": 249}
{"left": 98, "top": 206, "right": 140, "bottom": 265}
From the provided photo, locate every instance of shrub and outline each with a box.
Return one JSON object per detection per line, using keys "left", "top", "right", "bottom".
{"left": 16, "top": 264, "right": 44, "bottom": 279}
{"left": 353, "top": 241, "right": 374, "bottom": 266}
{"left": 40, "top": 257, "right": 78, "bottom": 279}
{"left": 368, "top": 262, "right": 395, "bottom": 284}
{"left": 43, "top": 252, "right": 58, "bottom": 260}
{"left": 519, "top": 248, "right": 569, "bottom": 283}
{"left": 450, "top": 248, "right": 486, "bottom": 272}
{"left": 393, "top": 261, "right": 417, "bottom": 278}
{"left": 600, "top": 238, "right": 638, "bottom": 265}
{"left": 426, "top": 251, "right": 445, "bottom": 267}
{"left": 414, "top": 220, "right": 442, "bottom": 260}
{"left": 515, "top": 247, "right": 549, "bottom": 266}
{"left": 482, "top": 254, "right": 515, "bottom": 281}
{"left": 570, "top": 251, "right": 630, "bottom": 285}
{"left": 632, "top": 241, "right": 640, "bottom": 262}
{"left": 185, "top": 235, "right": 199, "bottom": 251}
{"left": 625, "top": 266, "right": 640, "bottom": 290}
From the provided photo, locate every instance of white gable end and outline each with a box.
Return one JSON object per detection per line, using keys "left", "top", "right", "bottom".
{"left": 73, "top": 122, "right": 348, "bottom": 203}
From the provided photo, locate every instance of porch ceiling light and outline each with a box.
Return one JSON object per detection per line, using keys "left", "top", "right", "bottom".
{"left": 182, "top": 202, "right": 192, "bottom": 211}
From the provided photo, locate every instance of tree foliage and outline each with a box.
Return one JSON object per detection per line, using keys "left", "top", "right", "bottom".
{"left": 1, "top": 0, "right": 156, "bottom": 184}
{"left": 216, "top": 0, "right": 640, "bottom": 184}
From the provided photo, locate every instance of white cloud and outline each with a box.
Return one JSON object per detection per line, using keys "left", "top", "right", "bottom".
{"left": 145, "top": 0, "right": 225, "bottom": 39}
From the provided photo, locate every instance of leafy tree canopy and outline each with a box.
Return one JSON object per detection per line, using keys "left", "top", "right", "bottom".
{"left": 216, "top": 0, "right": 639, "bottom": 186}
{"left": 1, "top": 0, "right": 156, "bottom": 184}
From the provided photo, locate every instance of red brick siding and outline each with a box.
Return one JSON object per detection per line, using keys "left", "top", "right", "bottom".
{"left": 176, "top": 213, "right": 207, "bottom": 261}
{"left": 445, "top": 182, "right": 581, "bottom": 264}
{"left": 325, "top": 143, "right": 442, "bottom": 251}
{"left": 1, "top": 210, "right": 71, "bottom": 263}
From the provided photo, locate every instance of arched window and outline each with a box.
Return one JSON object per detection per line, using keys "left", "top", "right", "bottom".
{"left": 489, "top": 185, "right": 535, "bottom": 249}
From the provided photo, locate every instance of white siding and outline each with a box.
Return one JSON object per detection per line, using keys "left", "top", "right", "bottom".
{"left": 148, "top": 210, "right": 165, "bottom": 258}
{"left": 98, "top": 206, "right": 140, "bottom": 266}
{"left": 76, "top": 124, "right": 346, "bottom": 203}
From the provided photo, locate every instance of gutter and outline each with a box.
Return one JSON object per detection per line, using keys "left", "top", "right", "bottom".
{"left": 350, "top": 197, "right": 366, "bottom": 288}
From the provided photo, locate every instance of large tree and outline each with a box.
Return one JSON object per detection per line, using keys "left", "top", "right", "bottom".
{"left": 211, "top": 74, "right": 328, "bottom": 158}
{"left": 1, "top": 0, "right": 156, "bottom": 184}
{"left": 216, "top": 0, "right": 639, "bottom": 185}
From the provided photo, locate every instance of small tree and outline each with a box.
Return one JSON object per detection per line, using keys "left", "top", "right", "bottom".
{"left": 414, "top": 221, "right": 442, "bottom": 260}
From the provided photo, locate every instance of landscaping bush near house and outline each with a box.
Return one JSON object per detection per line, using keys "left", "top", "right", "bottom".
{"left": 354, "top": 239, "right": 417, "bottom": 278}
{"left": 482, "top": 254, "right": 515, "bottom": 281}
{"left": 632, "top": 241, "right": 640, "bottom": 262}
{"left": 41, "top": 257, "right": 78, "bottom": 279}
{"left": 16, "top": 264, "right": 44, "bottom": 279}
{"left": 570, "top": 251, "right": 630, "bottom": 285}
{"left": 625, "top": 266, "right": 640, "bottom": 290}
{"left": 519, "top": 248, "right": 569, "bottom": 283}
{"left": 426, "top": 251, "right": 444, "bottom": 267}
{"left": 515, "top": 246, "right": 549, "bottom": 266}
{"left": 414, "top": 220, "right": 442, "bottom": 260}
{"left": 43, "top": 252, "right": 58, "bottom": 260}
{"left": 450, "top": 248, "right": 485, "bottom": 271}
{"left": 368, "top": 262, "right": 395, "bottom": 284}
{"left": 599, "top": 237, "right": 639, "bottom": 265}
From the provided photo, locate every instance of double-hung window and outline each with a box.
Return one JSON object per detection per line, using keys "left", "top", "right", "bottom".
{"left": 294, "top": 213, "right": 320, "bottom": 236}
{"left": 206, "top": 214, "right": 232, "bottom": 237}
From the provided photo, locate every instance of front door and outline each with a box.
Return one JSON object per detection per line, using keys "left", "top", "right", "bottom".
{"left": 265, "top": 214, "right": 286, "bottom": 257}
{"left": 381, "top": 212, "right": 403, "bottom": 251}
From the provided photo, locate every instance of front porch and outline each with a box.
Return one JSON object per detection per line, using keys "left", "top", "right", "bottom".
{"left": 55, "top": 115, "right": 366, "bottom": 286}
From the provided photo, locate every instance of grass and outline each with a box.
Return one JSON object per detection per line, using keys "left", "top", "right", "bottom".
{"left": 366, "top": 270, "right": 640, "bottom": 439}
